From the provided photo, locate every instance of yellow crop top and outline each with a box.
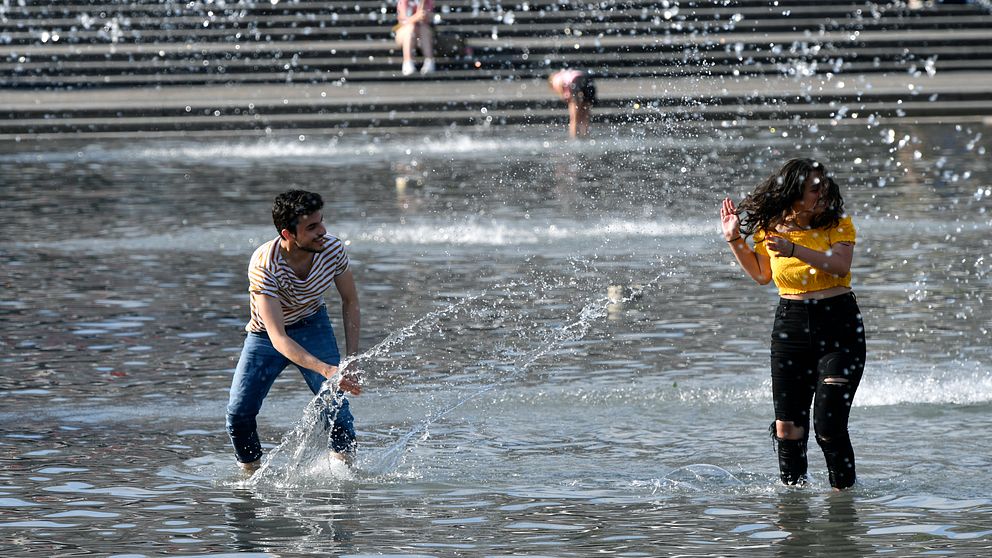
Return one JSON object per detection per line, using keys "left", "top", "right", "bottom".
{"left": 753, "top": 215, "right": 856, "bottom": 295}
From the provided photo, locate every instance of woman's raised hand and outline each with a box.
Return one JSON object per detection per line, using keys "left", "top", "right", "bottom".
{"left": 720, "top": 197, "right": 741, "bottom": 241}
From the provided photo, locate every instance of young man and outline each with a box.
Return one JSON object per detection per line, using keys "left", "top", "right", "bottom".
{"left": 226, "top": 190, "right": 362, "bottom": 474}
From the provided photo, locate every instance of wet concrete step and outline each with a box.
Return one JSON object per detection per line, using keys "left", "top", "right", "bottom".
{"left": 7, "top": 28, "right": 990, "bottom": 58}
{"left": 5, "top": 53, "right": 987, "bottom": 79}
{"left": 1, "top": 2, "right": 986, "bottom": 42}
{"left": 5, "top": 28, "right": 990, "bottom": 87}
{"left": 3, "top": 72, "right": 990, "bottom": 138}
{"left": 4, "top": 11, "right": 988, "bottom": 46}
{"left": 6, "top": 70, "right": 990, "bottom": 110}
{"left": 7, "top": 87, "right": 990, "bottom": 118}
{"left": 10, "top": 27, "right": 991, "bottom": 56}
{"left": 6, "top": 58, "right": 992, "bottom": 88}
{"left": 5, "top": 54, "right": 989, "bottom": 87}
{"left": 7, "top": 37, "right": 991, "bottom": 67}
{"left": 5, "top": 0, "right": 978, "bottom": 17}
{"left": 3, "top": 9, "right": 987, "bottom": 33}
{"left": 5, "top": 99, "right": 991, "bottom": 139}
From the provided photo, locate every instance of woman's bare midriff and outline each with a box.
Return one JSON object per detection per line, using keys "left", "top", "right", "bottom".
{"left": 779, "top": 285, "right": 852, "bottom": 301}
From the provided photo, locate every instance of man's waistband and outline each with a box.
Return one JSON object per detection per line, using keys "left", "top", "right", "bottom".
{"left": 284, "top": 306, "right": 328, "bottom": 330}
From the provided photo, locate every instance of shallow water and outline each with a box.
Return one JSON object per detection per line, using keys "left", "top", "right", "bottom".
{"left": 1, "top": 122, "right": 991, "bottom": 556}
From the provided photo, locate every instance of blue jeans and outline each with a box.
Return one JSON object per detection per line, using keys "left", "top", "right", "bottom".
{"left": 226, "top": 307, "right": 356, "bottom": 463}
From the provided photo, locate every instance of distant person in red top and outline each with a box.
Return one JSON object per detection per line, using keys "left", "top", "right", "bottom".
{"left": 395, "top": 0, "right": 435, "bottom": 75}
{"left": 548, "top": 69, "right": 596, "bottom": 138}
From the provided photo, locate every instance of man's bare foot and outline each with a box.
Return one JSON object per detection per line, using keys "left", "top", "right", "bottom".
{"left": 328, "top": 451, "right": 354, "bottom": 466}
{"left": 238, "top": 459, "right": 261, "bottom": 475}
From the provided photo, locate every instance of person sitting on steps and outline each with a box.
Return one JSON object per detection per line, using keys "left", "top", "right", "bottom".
{"left": 395, "top": 0, "right": 435, "bottom": 76}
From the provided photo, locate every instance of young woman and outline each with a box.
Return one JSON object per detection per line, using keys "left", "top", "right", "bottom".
{"left": 719, "top": 158, "right": 866, "bottom": 490}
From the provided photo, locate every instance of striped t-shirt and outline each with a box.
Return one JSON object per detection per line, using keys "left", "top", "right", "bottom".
{"left": 245, "top": 235, "right": 350, "bottom": 333}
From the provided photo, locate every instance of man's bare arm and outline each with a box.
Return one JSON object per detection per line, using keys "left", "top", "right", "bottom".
{"left": 255, "top": 295, "right": 361, "bottom": 395}
{"left": 334, "top": 270, "right": 361, "bottom": 357}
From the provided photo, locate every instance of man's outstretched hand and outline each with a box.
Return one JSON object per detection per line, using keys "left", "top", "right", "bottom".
{"left": 325, "top": 361, "right": 362, "bottom": 395}
{"left": 337, "top": 370, "right": 362, "bottom": 395}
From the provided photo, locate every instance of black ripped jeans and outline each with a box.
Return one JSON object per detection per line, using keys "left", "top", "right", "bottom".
{"left": 770, "top": 291, "right": 866, "bottom": 489}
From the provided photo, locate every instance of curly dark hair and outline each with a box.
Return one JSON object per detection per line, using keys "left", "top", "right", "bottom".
{"left": 738, "top": 158, "right": 845, "bottom": 237}
{"left": 272, "top": 190, "right": 324, "bottom": 235}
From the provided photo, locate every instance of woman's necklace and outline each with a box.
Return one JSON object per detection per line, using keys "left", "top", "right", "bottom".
{"left": 777, "top": 211, "right": 811, "bottom": 232}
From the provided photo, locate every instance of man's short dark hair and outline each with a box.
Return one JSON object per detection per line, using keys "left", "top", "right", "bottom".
{"left": 272, "top": 190, "right": 324, "bottom": 235}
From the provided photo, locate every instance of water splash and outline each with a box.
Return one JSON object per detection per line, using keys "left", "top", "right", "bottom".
{"left": 22, "top": 219, "right": 709, "bottom": 254}
{"left": 373, "top": 305, "right": 582, "bottom": 474}
{"left": 856, "top": 360, "right": 992, "bottom": 406}
{"left": 0, "top": 132, "right": 800, "bottom": 165}
{"left": 27, "top": 213, "right": 987, "bottom": 255}
{"left": 245, "top": 277, "right": 665, "bottom": 486}
{"left": 630, "top": 464, "right": 756, "bottom": 496}
{"left": 659, "top": 464, "right": 745, "bottom": 490}
{"left": 240, "top": 296, "right": 476, "bottom": 488}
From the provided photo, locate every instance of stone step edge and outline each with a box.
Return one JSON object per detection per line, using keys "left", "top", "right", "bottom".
{"left": 5, "top": 98, "right": 991, "bottom": 130}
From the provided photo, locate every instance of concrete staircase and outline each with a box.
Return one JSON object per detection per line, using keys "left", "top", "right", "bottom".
{"left": 2, "top": 0, "right": 991, "bottom": 138}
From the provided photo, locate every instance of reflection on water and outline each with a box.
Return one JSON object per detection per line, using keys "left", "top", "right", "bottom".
{"left": 1, "top": 123, "right": 990, "bottom": 555}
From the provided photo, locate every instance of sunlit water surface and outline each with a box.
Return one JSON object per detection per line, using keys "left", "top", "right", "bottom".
{"left": 1, "top": 122, "right": 990, "bottom": 556}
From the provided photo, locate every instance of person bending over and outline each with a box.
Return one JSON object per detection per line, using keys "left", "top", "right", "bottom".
{"left": 719, "top": 158, "right": 867, "bottom": 490}
{"left": 226, "top": 190, "right": 362, "bottom": 474}
{"left": 548, "top": 69, "right": 596, "bottom": 138}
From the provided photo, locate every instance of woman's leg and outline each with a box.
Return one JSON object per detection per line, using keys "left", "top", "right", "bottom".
{"left": 401, "top": 25, "right": 415, "bottom": 62}
{"left": 398, "top": 24, "right": 416, "bottom": 74}
{"left": 812, "top": 358, "right": 863, "bottom": 489}
{"left": 812, "top": 296, "right": 867, "bottom": 489}
{"left": 417, "top": 23, "right": 435, "bottom": 73}
{"left": 770, "top": 301, "right": 818, "bottom": 485}
{"left": 416, "top": 23, "right": 435, "bottom": 59}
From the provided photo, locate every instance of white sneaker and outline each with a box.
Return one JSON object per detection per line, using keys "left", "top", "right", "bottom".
{"left": 420, "top": 58, "right": 435, "bottom": 75}
{"left": 401, "top": 61, "right": 416, "bottom": 76}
